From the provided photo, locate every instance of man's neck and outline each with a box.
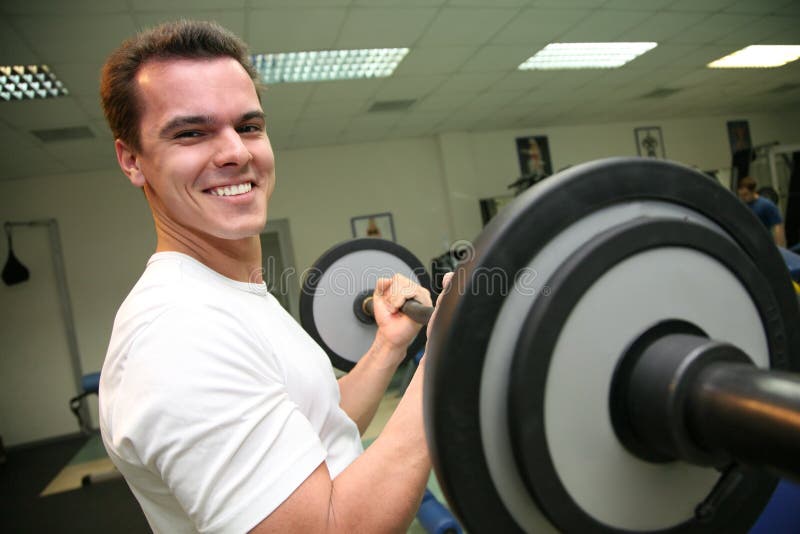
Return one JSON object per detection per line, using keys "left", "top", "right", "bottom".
{"left": 155, "top": 229, "right": 263, "bottom": 284}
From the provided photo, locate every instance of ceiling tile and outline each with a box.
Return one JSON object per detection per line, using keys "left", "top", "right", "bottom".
{"left": 251, "top": 0, "right": 352, "bottom": 6}
{"left": 664, "top": 0, "right": 738, "bottom": 13}
{"left": 0, "top": 97, "right": 90, "bottom": 130}
{"left": 627, "top": 43, "right": 707, "bottom": 69}
{"left": 2, "top": 0, "right": 128, "bottom": 15}
{"left": 302, "top": 99, "right": 366, "bottom": 119}
{"left": 0, "top": 122, "right": 36, "bottom": 147}
{"left": 260, "top": 82, "right": 316, "bottom": 107}
{"left": 247, "top": 9, "right": 347, "bottom": 53}
{"left": 415, "top": 92, "right": 478, "bottom": 111}
{"left": 466, "top": 90, "right": 527, "bottom": 111}
{"left": 130, "top": 0, "right": 246, "bottom": 10}
{"left": 490, "top": 8, "right": 589, "bottom": 45}
{"left": 293, "top": 118, "right": 347, "bottom": 137}
{"left": 346, "top": 113, "right": 401, "bottom": 130}
{"left": 722, "top": 0, "right": 796, "bottom": 15}
{"left": 449, "top": 0, "right": 530, "bottom": 5}
{"left": 618, "top": 11, "right": 711, "bottom": 42}
{"left": 134, "top": 11, "right": 245, "bottom": 38}
{"left": 335, "top": 8, "right": 438, "bottom": 48}
{"left": 309, "top": 79, "right": 384, "bottom": 102}
{"left": 0, "top": 19, "right": 41, "bottom": 65}
{"left": 531, "top": 0, "right": 606, "bottom": 7}
{"left": 489, "top": 70, "right": 552, "bottom": 91}
{"left": 435, "top": 72, "right": 505, "bottom": 93}
{"left": 12, "top": 14, "right": 138, "bottom": 64}
{"left": 417, "top": 8, "right": 519, "bottom": 47}
{"left": 50, "top": 63, "right": 102, "bottom": 98}
{"left": 352, "top": 0, "right": 444, "bottom": 5}
{"left": 669, "top": 13, "right": 758, "bottom": 44}
{"left": 460, "top": 45, "right": 537, "bottom": 72}
{"left": 373, "top": 75, "right": 446, "bottom": 100}
{"left": 713, "top": 15, "right": 800, "bottom": 45}
{"left": 393, "top": 47, "right": 478, "bottom": 76}
{"left": 603, "top": 0, "right": 674, "bottom": 9}
{"left": 558, "top": 9, "right": 654, "bottom": 41}
{"left": 263, "top": 100, "right": 305, "bottom": 123}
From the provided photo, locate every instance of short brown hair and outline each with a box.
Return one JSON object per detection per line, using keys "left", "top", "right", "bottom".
{"left": 100, "top": 20, "right": 257, "bottom": 153}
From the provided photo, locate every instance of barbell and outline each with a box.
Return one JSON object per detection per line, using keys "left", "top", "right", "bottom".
{"left": 300, "top": 157, "right": 800, "bottom": 533}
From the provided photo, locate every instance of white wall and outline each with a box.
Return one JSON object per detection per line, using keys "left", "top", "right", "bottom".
{"left": 1, "top": 110, "right": 798, "bottom": 445}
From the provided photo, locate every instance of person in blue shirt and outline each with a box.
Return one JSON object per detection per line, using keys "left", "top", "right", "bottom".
{"left": 737, "top": 175, "right": 787, "bottom": 248}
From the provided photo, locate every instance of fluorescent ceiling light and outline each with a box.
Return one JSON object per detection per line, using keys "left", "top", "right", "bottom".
{"left": 518, "top": 42, "right": 657, "bottom": 70}
{"left": 0, "top": 64, "right": 69, "bottom": 102}
{"left": 251, "top": 48, "right": 409, "bottom": 84}
{"left": 708, "top": 45, "right": 800, "bottom": 68}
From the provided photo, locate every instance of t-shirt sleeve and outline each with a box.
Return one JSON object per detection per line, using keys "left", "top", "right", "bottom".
{"left": 111, "top": 305, "right": 327, "bottom": 534}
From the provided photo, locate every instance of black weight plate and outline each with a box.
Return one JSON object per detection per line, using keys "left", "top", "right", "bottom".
{"left": 424, "top": 158, "right": 800, "bottom": 533}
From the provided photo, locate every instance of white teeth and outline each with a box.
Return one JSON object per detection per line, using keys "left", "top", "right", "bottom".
{"left": 210, "top": 182, "right": 252, "bottom": 197}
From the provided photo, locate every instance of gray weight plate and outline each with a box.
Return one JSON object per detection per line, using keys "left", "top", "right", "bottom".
{"left": 479, "top": 200, "right": 735, "bottom": 531}
{"left": 300, "top": 238, "right": 431, "bottom": 371}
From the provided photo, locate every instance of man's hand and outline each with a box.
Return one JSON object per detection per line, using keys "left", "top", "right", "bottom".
{"left": 371, "top": 274, "right": 432, "bottom": 363}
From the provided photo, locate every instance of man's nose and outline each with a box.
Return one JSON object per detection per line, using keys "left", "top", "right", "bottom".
{"left": 213, "top": 128, "right": 252, "bottom": 167}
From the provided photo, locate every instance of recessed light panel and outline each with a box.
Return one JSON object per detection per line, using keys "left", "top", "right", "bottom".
{"left": 518, "top": 42, "right": 658, "bottom": 70}
{"left": 251, "top": 48, "right": 409, "bottom": 84}
{"left": 0, "top": 65, "right": 69, "bottom": 102}
{"left": 708, "top": 45, "right": 800, "bottom": 68}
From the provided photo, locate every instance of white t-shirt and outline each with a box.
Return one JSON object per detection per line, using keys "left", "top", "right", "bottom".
{"left": 99, "top": 252, "right": 363, "bottom": 534}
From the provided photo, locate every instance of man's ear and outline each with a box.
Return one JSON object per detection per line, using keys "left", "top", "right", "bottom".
{"left": 115, "top": 139, "right": 146, "bottom": 188}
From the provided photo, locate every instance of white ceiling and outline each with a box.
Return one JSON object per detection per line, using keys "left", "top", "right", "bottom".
{"left": 1, "top": 0, "right": 799, "bottom": 181}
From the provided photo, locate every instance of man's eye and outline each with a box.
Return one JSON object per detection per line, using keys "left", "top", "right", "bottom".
{"left": 238, "top": 124, "right": 262, "bottom": 133}
{"left": 175, "top": 131, "right": 202, "bottom": 139}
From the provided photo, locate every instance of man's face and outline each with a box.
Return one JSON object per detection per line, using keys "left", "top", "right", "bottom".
{"left": 737, "top": 177, "right": 757, "bottom": 203}
{"left": 117, "top": 56, "right": 275, "bottom": 243}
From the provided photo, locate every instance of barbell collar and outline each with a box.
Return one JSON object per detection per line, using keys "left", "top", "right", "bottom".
{"left": 619, "top": 332, "right": 800, "bottom": 482}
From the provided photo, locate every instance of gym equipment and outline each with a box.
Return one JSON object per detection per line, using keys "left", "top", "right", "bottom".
{"left": 70, "top": 372, "right": 101, "bottom": 435}
{"left": 3, "top": 219, "right": 91, "bottom": 431}
{"left": 425, "top": 158, "right": 800, "bottom": 533}
{"left": 300, "top": 238, "right": 431, "bottom": 371}
{"left": 3, "top": 223, "right": 30, "bottom": 285}
{"left": 302, "top": 157, "right": 800, "bottom": 533}
{"left": 417, "top": 489, "right": 463, "bottom": 534}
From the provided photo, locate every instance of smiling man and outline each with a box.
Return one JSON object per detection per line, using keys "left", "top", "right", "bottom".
{"left": 99, "top": 20, "right": 435, "bottom": 533}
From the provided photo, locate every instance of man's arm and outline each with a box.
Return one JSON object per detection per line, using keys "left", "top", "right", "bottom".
{"left": 338, "top": 274, "right": 432, "bottom": 434}
{"left": 773, "top": 223, "right": 787, "bottom": 248}
{"left": 250, "top": 361, "right": 430, "bottom": 533}
{"left": 250, "top": 274, "right": 451, "bottom": 534}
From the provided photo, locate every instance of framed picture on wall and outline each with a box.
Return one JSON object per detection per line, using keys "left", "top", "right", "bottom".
{"left": 634, "top": 126, "right": 665, "bottom": 159}
{"left": 727, "top": 120, "right": 752, "bottom": 155}
{"left": 351, "top": 212, "right": 396, "bottom": 242}
{"left": 515, "top": 135, "right": 553, "bottom": 179}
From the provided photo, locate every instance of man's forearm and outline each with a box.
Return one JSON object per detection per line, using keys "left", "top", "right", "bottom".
{"left": 773, "top": 224, "right": 787, "bottom": 248}
{"left": 330, "top": 362, "right": 431, "bottom": 532}
{"left": 338, "top": 339, "right": 407, "bottom": 434}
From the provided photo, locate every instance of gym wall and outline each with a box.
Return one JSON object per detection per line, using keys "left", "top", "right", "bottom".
{"left": 0, "top": 110, "right": 798, "bottom": 446}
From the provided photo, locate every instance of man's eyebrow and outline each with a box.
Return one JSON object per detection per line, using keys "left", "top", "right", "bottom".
{"left": 159, "top": 115, "right": 214, "bottom": 137}
{"left": 158, "top": 111, "right": 265, "bottom": 137}
{"left": 241, "top": 110, "right": 266, "bottom": 123}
